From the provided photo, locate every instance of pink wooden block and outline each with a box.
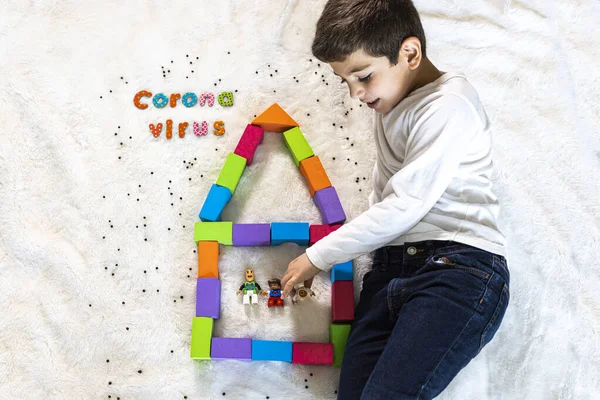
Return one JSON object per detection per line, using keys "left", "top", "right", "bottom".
{"left": 234, "top": 124, "right": 264, "bottom": 166}
{"left": 309, "top": 224, "right": 343, "bottom": 246}
{"left": 292, "top": 342, "right": 334, "bottom": 365}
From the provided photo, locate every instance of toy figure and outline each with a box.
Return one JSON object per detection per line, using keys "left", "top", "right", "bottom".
{"left": 236, "top": 269, "right": 267, "bottom": 305}
{"left": 267, "top": 278, "right": 284, "bottom": 307}
{"left": 291, "top": 285, "right": 316, "bottom": 305}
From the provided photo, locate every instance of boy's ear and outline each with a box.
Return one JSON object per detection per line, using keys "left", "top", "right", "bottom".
{"left": 399, "top": 37, "right": 422, "bottom": 70}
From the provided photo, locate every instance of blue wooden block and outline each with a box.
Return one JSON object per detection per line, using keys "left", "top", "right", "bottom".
{"left": 271, "top": 222, "right": 309, "bottom": 246}
{"left": 199, "top": 184, "right": 232, "bottom": 222}
{"left": 331, "top": 261, "right": 353, "bottom": 283}
{"left": 252, "top": 340, "right": 293, "bottom": 362}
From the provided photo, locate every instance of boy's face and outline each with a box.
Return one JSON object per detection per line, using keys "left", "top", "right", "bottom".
{"left": 330, "top": 48, "right": 415, "bottom": 115}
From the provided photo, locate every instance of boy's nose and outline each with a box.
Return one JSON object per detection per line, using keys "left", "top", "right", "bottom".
{"left": 349, "top": 86, "right": 364, "bottom": 100}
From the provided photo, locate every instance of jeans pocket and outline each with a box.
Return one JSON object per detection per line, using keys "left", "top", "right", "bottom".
{"left": 479, "top": 283, "right": 510, "bottom": 352}
{"left": 429, "top": 255, "right": 491, "bottom": 281}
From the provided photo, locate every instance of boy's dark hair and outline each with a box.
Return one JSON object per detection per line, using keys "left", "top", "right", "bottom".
{"left": 312, "top": 0, "right": 427, "bottom": 65}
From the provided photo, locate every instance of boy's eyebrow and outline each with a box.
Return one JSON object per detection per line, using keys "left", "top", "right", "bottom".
{"left": 333, "top": 64, "right": 371, "bottom": 77}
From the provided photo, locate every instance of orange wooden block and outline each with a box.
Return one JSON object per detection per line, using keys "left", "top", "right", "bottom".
{"left": 299, "top": 156, "right": 332, "bottom": 197}
{"left": 251, "top": 103, "right": 298, "bottom": 133}
{"left": 198, "top": 241, "right": 219, "bottom": 278}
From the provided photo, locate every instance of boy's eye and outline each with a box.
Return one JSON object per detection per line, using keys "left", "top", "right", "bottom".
{"left": 358, "top": 73, "right": 371, "bottom": 83}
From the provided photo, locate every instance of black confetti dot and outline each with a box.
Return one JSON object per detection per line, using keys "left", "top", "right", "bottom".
{"left": 108, "top": 381, "right": 112, "bottom": 385}
{"left": 106, "top": 359, "right": 110, "bottom": 363}
{"left": 89, "top": 304, "right": 91, "bottom": 307}
{"left": 138, "top": 370, "right": 142, "bottom": 374}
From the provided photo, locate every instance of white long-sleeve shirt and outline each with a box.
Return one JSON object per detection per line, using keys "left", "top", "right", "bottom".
{"left": 306, "top": 71, "right": 507, "bottom": 272}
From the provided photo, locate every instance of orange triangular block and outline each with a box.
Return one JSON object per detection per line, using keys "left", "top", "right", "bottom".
{"left": 251, "top": 103, "right": 298, "bottom": 133}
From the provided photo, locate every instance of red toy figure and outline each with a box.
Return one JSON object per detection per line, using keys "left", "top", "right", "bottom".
{"left": 267, "top": 278, "right": 284, "bottom": 307}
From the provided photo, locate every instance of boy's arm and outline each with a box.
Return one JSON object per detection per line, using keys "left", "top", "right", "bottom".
{"left": 305, "top": 94, "right": 481, "bottom": 272}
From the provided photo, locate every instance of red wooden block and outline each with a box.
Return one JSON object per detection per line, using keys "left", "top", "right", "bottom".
{"left": 292, "top": 342, "right": 334, "bottom": 365}
{"left": 308, "top": 224, "right": 342, "bottom": 246}
{"left": 332, "top": 280, "right": 354, "bottom": 323}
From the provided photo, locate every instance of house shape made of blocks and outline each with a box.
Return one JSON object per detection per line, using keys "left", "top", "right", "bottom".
{"left": 191, "top": 103, "right": 354, "bottom": 366}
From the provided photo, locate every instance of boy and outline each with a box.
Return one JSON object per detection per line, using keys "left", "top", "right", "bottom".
{"left": 280, "top": 0, "right": 510, "bottom": 399}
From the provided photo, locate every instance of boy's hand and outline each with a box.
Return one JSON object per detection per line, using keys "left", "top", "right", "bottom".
{"left": 281, "top": 252, "right": 321, "bottom": 298}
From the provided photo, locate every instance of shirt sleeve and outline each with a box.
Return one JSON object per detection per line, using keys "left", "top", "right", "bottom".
{"left": 305, "top": 94, "right": 481, "bottom": 271}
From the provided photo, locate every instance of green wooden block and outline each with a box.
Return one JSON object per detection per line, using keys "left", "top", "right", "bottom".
{"left": 283, "top": 127, "right": 314, "bottom": 167}
{"left": 190, "top": 317, "right": 213, "bottom": 360}
{"left": 194, "top": 221, "right": 233, "bottom": 245}
{"left": 330, "top": 323, "right": 351, "bottom": 367}
{"left": 216, "top": 152, "right": 247, "bottom": 195}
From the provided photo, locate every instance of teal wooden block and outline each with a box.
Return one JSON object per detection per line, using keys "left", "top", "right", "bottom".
{"left": 252, "top": 340, "right": 293, "bottom": 362}
{"left": 271, "top": 222, "right": 309, "bottom": 246}
{"left": 199, "top": 184, "right": 232, "bottom": 222}
{"left": 331, "top": 261, "right": 353, "bottom": 283}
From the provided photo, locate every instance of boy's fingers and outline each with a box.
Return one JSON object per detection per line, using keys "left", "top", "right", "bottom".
{"left": 283, "top": 278, "right": 297, "bottom": 298}
{"left": 281, "top": 270, "right": 292, "bottom": 291}
{"left": 304, "top": 277, "right": 314, "bottom": 289}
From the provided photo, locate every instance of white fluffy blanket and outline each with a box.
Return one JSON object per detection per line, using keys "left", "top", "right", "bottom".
{"left": 1, "top": 0, "right": 599, "bottom": 399}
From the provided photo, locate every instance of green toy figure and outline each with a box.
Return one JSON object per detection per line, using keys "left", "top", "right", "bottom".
{"left": 236, "top": 268, "right": 267, "bottom": 305}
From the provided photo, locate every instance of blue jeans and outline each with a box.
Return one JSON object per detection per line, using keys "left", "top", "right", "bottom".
{"left": 338, "top": 240, "right": 510, "bottom": 400}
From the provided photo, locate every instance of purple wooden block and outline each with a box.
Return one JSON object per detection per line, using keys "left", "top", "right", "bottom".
{"left": 196, "top": 278, "right": 221, "bottom": 319}
{"left": 314, "top": 187, "right": 346, "bottom": 224}
{"left": 211, "top": 337, "right": 252, "bottom": 361}
{"left": 232, "top": 223, "right": 271, "bottom": 246}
